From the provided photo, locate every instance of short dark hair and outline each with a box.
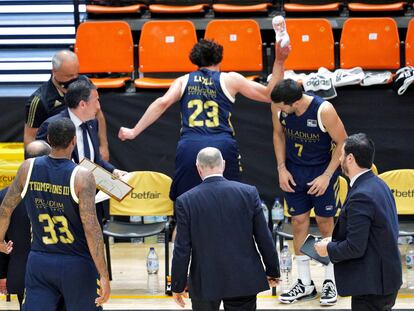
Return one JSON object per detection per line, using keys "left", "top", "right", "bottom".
{"left": 344, "top": 133, "right": 375, "bottom": 169}
{"left": 47, "top": 118, "right": 76, "bottom": 149}
{"left": 24, "top": 140, "right": 51, "bottom": 159}
{"left": 189, "top": 39, "right": 223, "bottom": 68}
{"left": 271, "top": 79, "right": 303, "bottom": 105}
{"left": 65, "top": 78, "right": 96, "bottom": 109}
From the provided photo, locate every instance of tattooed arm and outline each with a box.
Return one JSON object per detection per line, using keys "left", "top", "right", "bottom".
{"left": 75, "top": 167, "right": 110, "bottom": 306}
{"left": 0, "top": 160, "right": 29, "bottom": 254}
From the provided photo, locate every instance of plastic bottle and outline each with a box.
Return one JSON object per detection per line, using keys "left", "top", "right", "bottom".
{"left": 261, "top": 201, "right": 269, "bottom": 225}
{"left": 271, "top": 197, "right": 284, "bottom": 223}
{"left": 272, "top": 16, "right": 290, "bottom": 48}
{"left": 147, "top": 273, "right": 159, "bottom": 295}
{"left": 147, "top": 247, "right": 159, "bottom": 274}
{"left": 406, "top": 237, "right": 414, "bottom": 289}
{"left": 279, "top": 245, "right": 292, "bottom": 293}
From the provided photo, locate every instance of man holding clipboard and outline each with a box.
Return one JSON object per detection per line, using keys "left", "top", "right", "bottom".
{"left": 315, "top": 134, "right": 402, "bottom": 310}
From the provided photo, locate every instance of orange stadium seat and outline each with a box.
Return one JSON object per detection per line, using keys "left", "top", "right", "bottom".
{"left": 212, "top": 0, "right": 271, "bottom": 13}
{"left": 284, "top": 1, "right": 341, "bottom": 13}
{"left": 285, "top": 18, "right": 335, "bottom": 71}
{"left": 204, "top": 19, "right": 263, "bottom": 80}
{"left": 135, "top": 20, "right": 197, "bottom": 89}
{"left": 149, "top": 2, "right": 210, "bottom": 14}
{"left": 75, "top": 21, "right": 134, "bottom": 89}
{"left": 405, "top": 19, "right": 414, "bottom": 66}
{"left": 340, "top": 18, "right": 400, "bottom": 70}
{"left": 86, "top": 3, "right": 147, "bottom": 14}
{"left": 347, "top": 1, "right": 405, "bottom": 12}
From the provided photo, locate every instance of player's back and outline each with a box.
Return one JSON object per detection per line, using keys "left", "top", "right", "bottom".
{"left": 22, "top": 155, "right": 91, "bottom": 259}
{"left": 280, "top": 95, "right": 333, "bottom": 166}
{"left": 180, "top": 69, "right": 235, "bottom": 138}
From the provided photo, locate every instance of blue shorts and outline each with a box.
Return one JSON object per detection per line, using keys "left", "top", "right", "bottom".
{"left": 169, "top": 135, "right": 242, "bottom": 201}
{"left": 22, "top": 251, "right": 101, "bottom": 311}
{"left": 284, "top": 163, "right": 340, "bottom": 217}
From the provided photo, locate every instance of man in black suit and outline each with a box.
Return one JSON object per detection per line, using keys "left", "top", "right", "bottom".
{"left": 315, "top": 133, "right": 402, "bottom": 311}
{"left": 172, "top": 147, "right": 280, "bottom": 311}
{"left": 0, "top": 140, "right": 51, "bottom": 309}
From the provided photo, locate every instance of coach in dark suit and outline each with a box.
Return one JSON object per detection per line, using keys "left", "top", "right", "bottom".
{"left": 0, "top": 140, "right": 51, "bottom": 309}
{"left": 36, "top": 79, "right": 120, "bottom": 175}
{"left": 172, "top": 147, "right": 280, "bottom": 311}
{"left": 315, "top": 133, "right": 402, "bottom": 311}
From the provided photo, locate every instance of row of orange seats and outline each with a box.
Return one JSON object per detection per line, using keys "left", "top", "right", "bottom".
{"left": 75, "top": 18, "right": 414, "bottom": 90}
{"left": 86, "top": 0, "right": 411, "bottom": 15}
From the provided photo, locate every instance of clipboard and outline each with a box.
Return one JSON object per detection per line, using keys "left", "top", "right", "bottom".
{"left": 79, "top": 158, "right": 133, "bottom": 202}
{"left": 300, "top": 234, "right": 331, "bottom": 266}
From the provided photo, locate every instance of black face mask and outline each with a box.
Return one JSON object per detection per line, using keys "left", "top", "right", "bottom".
{"left": 55, "top": 77, "right": 78, "bottom": 89}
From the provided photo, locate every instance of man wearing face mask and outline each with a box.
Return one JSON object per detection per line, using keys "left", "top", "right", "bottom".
{"left": 24, "top": 50, "right": 110, "bottom": 161}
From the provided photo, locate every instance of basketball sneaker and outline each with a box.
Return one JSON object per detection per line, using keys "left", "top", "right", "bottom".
{"left": 320, "top": 279, "right": 337, "bottom": 306}
{"left": 278, "top": 279, "right": 317, "bottom": 304}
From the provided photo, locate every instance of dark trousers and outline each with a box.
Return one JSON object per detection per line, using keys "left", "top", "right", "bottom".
{"left": 351, "top": 291, "right": 398, "bottom": 311}
{"left": 191, "top": 295, "right": 256, "bottom": 311}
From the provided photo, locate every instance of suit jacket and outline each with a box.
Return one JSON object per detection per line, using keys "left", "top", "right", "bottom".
{"left": 36, "top": 108, "right": 115, "bottom": 172}
{"left": 0, "top": 187, "right": 31, "bottom": 295}
{"left": 172, "top": 176, "right": 279, "bottom": 300}
{"left": 327, "top": 171, "right": 402, "bottom": 297}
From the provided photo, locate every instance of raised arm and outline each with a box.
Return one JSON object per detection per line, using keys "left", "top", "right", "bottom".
{"left": 75, "top": 168, "right": 110, "bottom": 306}
{"left": 223, "top": 42, "right": 290, "bottom": 103}
{"left": 0, "top": 160, "right": 30, "bottom": 253}
{"left": 118, "top": 77, "right": 184, "bottom": 141}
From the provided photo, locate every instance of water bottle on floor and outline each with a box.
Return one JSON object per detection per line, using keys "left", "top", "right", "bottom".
{"left": 261, "top": 201, "right": 269, "bottom": 226}
{"left": 279, "top": 245, "right": 292, "bottom": 293}
{"left": 406, "top": 237, "right": 414, "bottom": 289}
{"left": 147, "top": 247, "right": 159, "bottom": 275}
{"left": 147, "top": 273, "right": 159, "bottom": 295}
{"left": 271, "top": 197, "right": 284, "bottom": 224}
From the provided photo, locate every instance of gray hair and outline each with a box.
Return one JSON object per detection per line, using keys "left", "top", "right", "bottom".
{"left": 25, "top": 140, "right": 51, "bottom": 159}
{"left": 51, "top": 50, "right": 78, "bottom": 70}
{"left": 196, "top": 147, "right": 223, "bottom": 169}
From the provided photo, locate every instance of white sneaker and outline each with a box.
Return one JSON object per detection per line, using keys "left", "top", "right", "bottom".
{"left": 320, "top": 279, "right": 337, "bottom": 306}
{"left": 278, "top": 279, "right": 317, "bottom": 304}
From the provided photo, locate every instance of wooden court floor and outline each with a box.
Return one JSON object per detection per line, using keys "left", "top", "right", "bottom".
{"left": 1, "top": 242, "right": 413, "bottom": 310}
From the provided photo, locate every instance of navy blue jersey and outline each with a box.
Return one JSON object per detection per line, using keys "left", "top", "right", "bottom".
{"left": 22, "top": 156, "right": 91, "bottom": 259}
{"left": 179, "top": 69, "right": 235, "bottom": 137}
{"left": 280, "top": 95, "right": 333, "bottom": 166}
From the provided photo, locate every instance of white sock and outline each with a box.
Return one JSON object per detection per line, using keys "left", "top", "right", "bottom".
{"left": 324, "top": 262, "right": 335, "bottom": 283}
{"left": 296, "top": 255, "right": 311, "bottom": 285}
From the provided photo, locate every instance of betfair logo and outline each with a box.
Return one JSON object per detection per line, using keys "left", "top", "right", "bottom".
{"left": 391, "top": 189, "right": 414, "bottom": 198}
{"left": 130, "top": 191, "right": 161, "bottom": 199}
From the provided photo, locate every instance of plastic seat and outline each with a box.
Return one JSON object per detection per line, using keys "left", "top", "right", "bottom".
{"left": 75, "top": 21, "right": 134, "bottom": 89}
{"left": 284, "top": 2, "right": 341, "bottom": 13}
{"left": 212, "top": 2, "right": 271, "bottom": 13}
{"left": 149, "top": 3, "right": 210, "bottom": 14}
{"left": 135, "top": 20, "right": 197, "bottom": 89}
{"left": 405, "top": 19, "right": 414, "bottom": 66}
{"left": 204, "top": 19, "right": 263, "bottom": 79}
{"left": 347, "top": 2, "right": 404, "bottom": 12}
{"left": 340, "top": 18, "right": 400, "bottom": 70}
{"left": 86, "top": 3, "right": 146, "bottom": 14}
{"left": 103, "top": 171, "right": 174, "bottom": 293}
{"left": 285, "top": 18, "right": 335, "bottom": 71}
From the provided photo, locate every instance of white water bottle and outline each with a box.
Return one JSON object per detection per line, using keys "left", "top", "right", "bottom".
{"left": 272, "top": 16, "right": 290, "bottom": 48}
{"left": 147, "top": 247, "right": 159, "bottom": 274}
{"left": 271, "top": 197, "right": 284, "bottom": 223}
{"left": 279, "top": 245, "right": 292, "bottom": 293}
{"left": 406, "top": 238, "right": 414, "bottom": 289}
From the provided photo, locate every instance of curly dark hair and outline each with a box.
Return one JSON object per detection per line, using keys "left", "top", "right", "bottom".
{"left": 189, "top": 39, "right": 223, "bottom": 68}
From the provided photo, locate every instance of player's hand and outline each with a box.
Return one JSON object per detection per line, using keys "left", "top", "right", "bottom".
{"left": 173, "top": 291, "right": 188, "bottom": 308}
{"left": 0, "top": 279, "right": 7, "bottom": 295}
{"left": 275, "top": 40, "right": 291, "bottom": 63}
{"left": 95, "top": 276, "right": 110, "bottom": 307}
{"left": 278, "top": 168, "right": 296, "bottom": 192}
{"left": 0, "top": 241, "right": 13, "bottom": 254}
{"left": 118, "top": 127, "right": 137, "bottom": 141}
{"left": 307, "top": 174, "right": 330, "bottom": 196}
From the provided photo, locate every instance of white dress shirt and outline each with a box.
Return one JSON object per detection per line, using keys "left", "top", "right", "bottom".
{"left": 68, "top": 109, "right": 95, "bottom": 162}
{"left": 350, "top": 169, "right": 371, "bottom": 187}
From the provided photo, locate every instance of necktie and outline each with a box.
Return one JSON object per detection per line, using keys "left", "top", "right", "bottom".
{"left": 80, "top": 122, "right": 91, "bottom": 160}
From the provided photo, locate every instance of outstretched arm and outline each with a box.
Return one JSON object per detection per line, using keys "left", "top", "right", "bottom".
{"left": 0, "top": 160, "right": 29, "bottom": 253}
{"left": 118, "top": 77, "right": 184, "bottom": 141}
{"left": 76, "top": 168, "right": 110, "bottom": 306}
